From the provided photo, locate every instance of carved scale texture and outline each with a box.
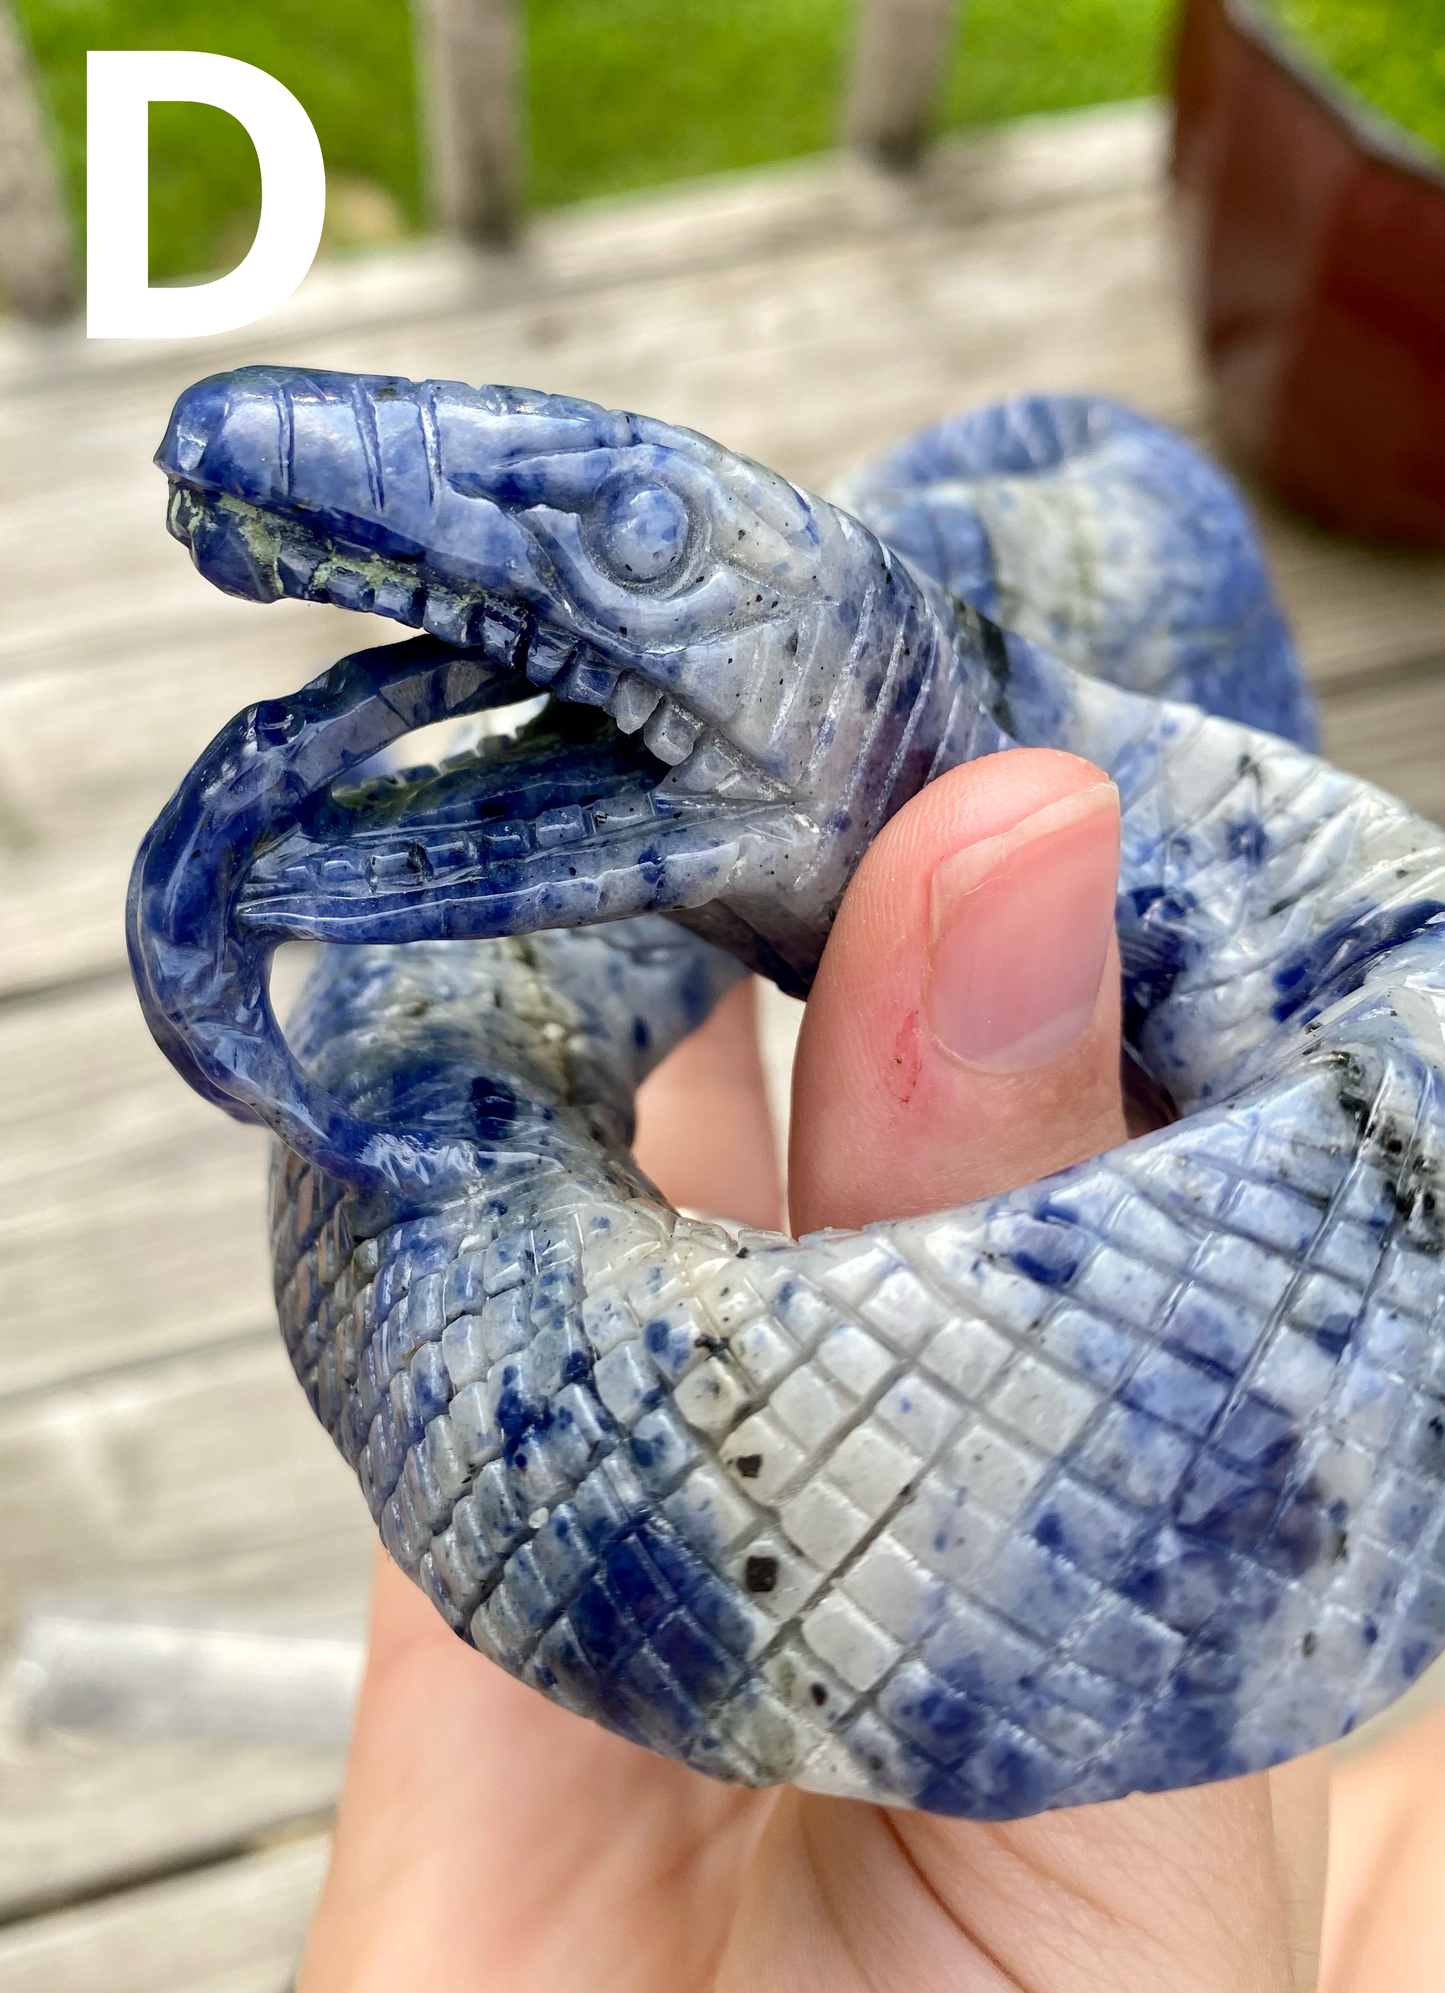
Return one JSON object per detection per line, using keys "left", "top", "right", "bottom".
{"left": 270, "top": 753, "right": 1445, "bottom": 1815}
{"left": 133, "top": 375, "right": 1445, "bottom": 1817}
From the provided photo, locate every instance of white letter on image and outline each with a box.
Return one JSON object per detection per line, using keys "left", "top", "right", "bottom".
{"left": 86, "top": 50, "right": 325, "bottom": 339}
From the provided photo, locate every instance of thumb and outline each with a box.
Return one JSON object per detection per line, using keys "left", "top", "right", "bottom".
{"left": 789, "top": 746, "right": 1128, "bottom": 1233}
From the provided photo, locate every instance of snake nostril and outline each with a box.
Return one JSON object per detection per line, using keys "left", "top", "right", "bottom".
{"left": 594, "top": 483, "right": 690, "bottom": 587}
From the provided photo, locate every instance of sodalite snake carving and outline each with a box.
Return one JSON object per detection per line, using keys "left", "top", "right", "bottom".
{"left": 129, "top": 367, "right": 1445, "bottom": 1820}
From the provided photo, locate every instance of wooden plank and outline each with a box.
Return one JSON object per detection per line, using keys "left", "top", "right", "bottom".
{"left": 0, "top": 3, "right": 75, "bottom": 322}
{"left": 416, "top": 0, "right": 522, "bottom": 245}
{"left": 1319, "top": 663, "right": 1445, "bottom": 828}
{"left": 844, "top": 0, "right": 961, "bottom": 167}
{"left": 0, "top": 977, "right": 273, "bottom": 1393}
{"left": 0, "top": 1333, "right": 372, "bottom": 1649}
{"left": 0, "top": 1330, "right": 366, "bottom": 1928}
{"left": 1243, "top": 492, "right": 1445, "bottom": 693}
{"left": 0, "top": 100, "right": 1166, "bottom": 393}
{"left": 0, "top": 1832, "right": 328, "bottom": 1993}
{"left": 0, "top": 1736, "right": 339, "bottom": 1926}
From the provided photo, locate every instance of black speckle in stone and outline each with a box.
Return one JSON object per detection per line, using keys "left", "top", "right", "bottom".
{"left": 1327, "top": 1050, "right": 1445, "bottom": 1256}
{"left": 1413, "top": 1413, "right": 1445, "bottom": 1480}
{"left": 744, "top": 1554, "right": 777, "bottom": 1594}
{"left": 1033, "top": 1510, "right": 1064, "bottom": 1554}
{"left": 809, "top": 1682, "right": 828, "bottom": 1706}
{"left": 1301, "top": 1630, "right": 1318, "bottom": 1658}
{"left": 734, "top": 1453, "right": 763, "bottom": 1479}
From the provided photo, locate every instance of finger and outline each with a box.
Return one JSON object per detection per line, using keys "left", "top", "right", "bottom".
{"left": 789, "top": 747, "right": 1127, "bottom": 1232}
{"left": 635, "top": 975, "right": 781, "bottom": 1228}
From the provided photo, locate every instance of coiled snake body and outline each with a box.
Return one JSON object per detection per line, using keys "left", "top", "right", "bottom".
{"left": 130, "top": 371, "right": 1445, "bottom": 1818}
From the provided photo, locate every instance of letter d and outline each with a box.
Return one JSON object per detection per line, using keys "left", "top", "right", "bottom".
{"left": 87, "top": 51, "right": 325, "bottom": 339}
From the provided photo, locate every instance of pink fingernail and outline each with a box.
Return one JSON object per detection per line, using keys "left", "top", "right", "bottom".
{"left": 926, "top": 782, "right": 1120, "bottom": 1074}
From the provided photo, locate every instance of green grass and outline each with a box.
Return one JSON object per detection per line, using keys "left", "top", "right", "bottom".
{"left": 1267, "top": 0, "right": 1445, "bottom": 157}
{"left": 14, "top": 0, "right": 1170, "bottom": 282}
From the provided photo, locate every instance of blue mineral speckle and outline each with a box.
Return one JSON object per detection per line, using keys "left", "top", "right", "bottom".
{"left": 1120, "top": 883, "right": 1199, "bottom": 1032}
{"left": 1272, "top": 900, "right": 1445, "bottom": 1023}
{"left": 1226, "top": 816, "right": 1268, "bottom": 867}
{"left": 999, "top": 1216, "right": 1086, "bottom": 1288}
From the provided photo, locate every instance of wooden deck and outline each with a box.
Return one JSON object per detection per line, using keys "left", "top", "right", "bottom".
{"left": 1, "top": 100, "right": 1442, "bottom": 1987}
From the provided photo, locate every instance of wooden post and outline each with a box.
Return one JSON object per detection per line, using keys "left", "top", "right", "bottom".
{"left": 0, "top": 1, "right": 77, "bottom": 321}
{"left": 844, "top": 0, "right": 963, "bottom": 170}
{"left": 416, "top": 0, "right": 523, "bottom": 247}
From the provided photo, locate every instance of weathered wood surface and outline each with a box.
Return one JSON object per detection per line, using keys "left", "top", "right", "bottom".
{"left": 0, "top": 1833, "right": 329, "bottom": 1993}
{"left": 1, "top": 101, "right": 1442, "bottom": 1981}
{"left": 0, "top": 980, "right": 273, "bottom": 1393}
{"left": 0, "top": 3, "right": 75, "bottom": 323}
{"left": 0, "top": 1335, "right": 369, "bottom": 1651}
{"left": 0, "top": 1732, "right": 339, "bottom": 1926}
{"left": 0, "top": 1327, "right": 367, "bottom": 1923}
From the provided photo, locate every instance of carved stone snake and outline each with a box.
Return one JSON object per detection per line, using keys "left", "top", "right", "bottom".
{"left": 129, "top": 369, "right": 1445, "bottom": 1818}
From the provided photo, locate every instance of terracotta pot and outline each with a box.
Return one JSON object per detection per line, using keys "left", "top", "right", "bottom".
{"left": 1172, "top": 0, "right": 1445, "bottom": 545}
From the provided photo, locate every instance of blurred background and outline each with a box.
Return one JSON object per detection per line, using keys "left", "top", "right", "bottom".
{"left": 0, "top": 1, "right": 1441, "bottom": 1986}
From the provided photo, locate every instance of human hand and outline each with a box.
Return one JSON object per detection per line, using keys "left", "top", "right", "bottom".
{"left": 297, "top": 747, "right": 1328, "bottom": 1992}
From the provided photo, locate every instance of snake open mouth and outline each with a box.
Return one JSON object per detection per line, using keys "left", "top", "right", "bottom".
{"left": 165, "top": 482, "right": 801, "bottom": 951}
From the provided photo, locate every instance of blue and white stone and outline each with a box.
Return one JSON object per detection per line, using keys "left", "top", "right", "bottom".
{"left": 128, "top": 368, "right": 1445, "bottom": 1818}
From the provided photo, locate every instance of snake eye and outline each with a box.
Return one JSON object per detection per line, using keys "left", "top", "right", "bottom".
{"left": 591, "top": 481, "right": 690, "bottom": 587}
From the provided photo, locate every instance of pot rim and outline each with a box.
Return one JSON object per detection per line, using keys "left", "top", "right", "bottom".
{"left": 1217, "top": 0, "right": 1445, "bottom": 193}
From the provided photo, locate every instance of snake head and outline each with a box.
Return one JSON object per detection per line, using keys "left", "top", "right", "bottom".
{"left": 156, "top": 367, "right": 988, "bottom": 992}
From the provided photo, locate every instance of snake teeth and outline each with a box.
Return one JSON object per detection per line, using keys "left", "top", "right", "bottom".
{"left": 524, "top": 630, "right": 576, "bottom": 686}
{"left": 552, "top": 654, "right": 621, "bottom": 708}
{"left": 373, "top": 575, "right": 426, "bottom": 624}
{"left": 641, "top": 697, "right": 702, "bottom": 765}
{"left": 606, "top": 670, "right": 664, "bottom": 735}
{"left": 657, "top": 730, "right": 777, "bottom": 801}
